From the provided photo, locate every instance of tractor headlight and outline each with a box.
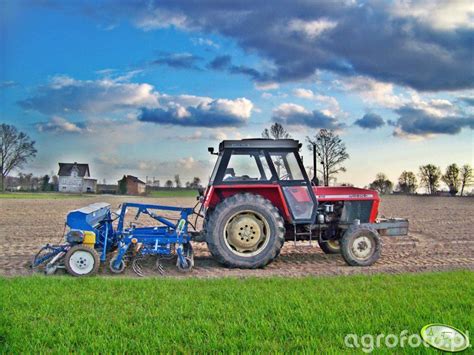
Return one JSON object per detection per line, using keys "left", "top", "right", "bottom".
{"left": 66, "top": 230, "right": 84, "bottom": 244}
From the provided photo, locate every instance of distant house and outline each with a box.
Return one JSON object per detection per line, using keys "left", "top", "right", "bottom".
{"left": 118, "top": 175, "right": 146, "bottom": 195}
{"left": 58, "top": 162, "right": 97, "bottom": 193}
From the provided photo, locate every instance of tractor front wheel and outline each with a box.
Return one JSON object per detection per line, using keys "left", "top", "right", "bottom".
{"left": 206, "top": 193, "right": 285, "bottom": 268}
{"left": 340, "top": 226, "right": 381, "bottom": 266}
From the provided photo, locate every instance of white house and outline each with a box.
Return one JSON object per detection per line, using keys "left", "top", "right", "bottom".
{"left": 58, "top": 162, "right": 97, "bottom": 193}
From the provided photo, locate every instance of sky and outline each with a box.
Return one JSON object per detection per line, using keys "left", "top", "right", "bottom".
{"left": 1, "top": 0, "right": 473, "bottom": 188}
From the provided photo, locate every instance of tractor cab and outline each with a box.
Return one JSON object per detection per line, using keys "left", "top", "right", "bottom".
{"left": 206, "top": 139, "right": 317, "bottom": 224}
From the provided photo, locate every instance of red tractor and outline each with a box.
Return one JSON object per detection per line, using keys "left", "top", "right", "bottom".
{"left": 199, "top": 138, "right": 408, "bottom": 268}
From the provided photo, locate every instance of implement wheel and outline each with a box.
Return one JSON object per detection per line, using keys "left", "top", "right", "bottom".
{"left": 206, "top": 193, "right": 285, "bottom": 268}
{"left": 177, "top": 244, "right": 194, "bottom": 273}
{"left": 318, "top": 239, "right": 341, "bottom": 254}
{"left": 65, "top": 245, "right": 100, "bottom": 277}
{"left": 340, "top": 226, "right": 381, "bottom": 266}
{"left": 109, "top": 255, "right": 126, "bottom": 274}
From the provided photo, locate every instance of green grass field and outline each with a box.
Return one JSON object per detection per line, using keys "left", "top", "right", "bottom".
{"left": 1, "top": 271, "right": 472, "bottom": 353}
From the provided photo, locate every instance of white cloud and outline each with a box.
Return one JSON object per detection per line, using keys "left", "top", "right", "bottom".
{"left": 342, "top": 76, "right": 405, "bottom": 109}
{"left": 139, "top": 96, "right": 253, "bottom": 127}
{"left": 274, "top": 103, "right": 309, "bottom": 117}
{"left": 135, "top": 9, "right": 188, "bottom": 30}
{"left": 408, "top": 94, "right": 457, "bottom": 118}
{"left": 179, "top": 157, "right": 196, "bottom": 170}
{"left": 294, "top": 89, "right": 340, "bottom": 107}
{"left": 255, "top": 82, "right": 279, "bottom": 90}
{"left": 288, "top": 18, "right": 337, "bottom": 39}
{"left": 210, "top": 98, "right": 253, "bottom": 118}
{"left": 20, "top": 75, "right": 159, "bottom": 114}
{"left": 36, "top": 116, "right": 88, "bottom": 134}
{"left": 191, "top": 37, "right": 219, "bottom": 48}
{"left": 293, "top": 88, "right": 342, "bottom": 116}
{"left": 211, "top": 131, "right": 228, "bottom": 141}
{"left": 390, "top": 0, "right": 474, "bottom": 30}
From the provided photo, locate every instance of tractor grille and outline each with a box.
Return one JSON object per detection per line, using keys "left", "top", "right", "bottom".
{"left": 340, "top": 201, "right": 373, "bottom": 223}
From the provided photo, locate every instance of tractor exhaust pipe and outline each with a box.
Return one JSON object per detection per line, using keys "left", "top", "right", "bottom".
{"left": 312, "top": 143, "right": 319, "bottom": 186}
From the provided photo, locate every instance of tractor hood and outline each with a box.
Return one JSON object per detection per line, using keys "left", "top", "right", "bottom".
{"left": 313, "top": 186, "right": 380, "bottom": 202}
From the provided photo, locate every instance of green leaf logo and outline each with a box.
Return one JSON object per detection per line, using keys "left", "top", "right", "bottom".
{"left": 421, "top": 324, "right": 470, "bottom": 352}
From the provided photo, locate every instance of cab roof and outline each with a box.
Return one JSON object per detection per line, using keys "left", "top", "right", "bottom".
{"left": 219, "top": 138, "right": 301, "bottom": 151}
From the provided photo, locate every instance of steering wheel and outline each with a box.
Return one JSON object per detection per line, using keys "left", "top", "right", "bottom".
{"left": 225, "top": 168, "right": 236, "bottom": 177}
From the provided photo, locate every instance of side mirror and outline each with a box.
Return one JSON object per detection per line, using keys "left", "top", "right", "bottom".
{"left": 208, "top": 147, "right": 217, "bottom": 155}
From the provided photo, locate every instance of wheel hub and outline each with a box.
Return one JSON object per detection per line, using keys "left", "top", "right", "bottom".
{"left": 226, "top": 213, "right": 265, "bottom": 253}
{"left": 327, "top": 240, "right": 340, "bottom": 249}
{"left": 69, "top": 250, "right": 94, "bottom": 274}
{"left": 351, "top": 236, "right": 373, "bottom": 259}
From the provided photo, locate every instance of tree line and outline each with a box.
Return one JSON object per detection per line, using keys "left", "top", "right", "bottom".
{"left": 369, "top": 164, "right": 473, "bottom": 196}
{"left": 162, "top": 175, "right": 202, "bottom": 189}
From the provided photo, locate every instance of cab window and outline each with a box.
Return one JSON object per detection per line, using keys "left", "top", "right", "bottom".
{"left": 223, "top": 152, "right": 272, "bottom": 181}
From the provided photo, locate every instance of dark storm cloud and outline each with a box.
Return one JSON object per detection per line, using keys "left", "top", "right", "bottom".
{"left": 70, "top": 0, "right": 474, "bottom": 91}
{"left": 354, "top": 113, "right": 385, "bottom": 129}
{"left": 207, "top": 54, "right": 270, "bottom": 82}
{"left": 459, "top": 96, "right": 474, "bottom": 107}
{"left": 152, "top": 52, "right": 202, "bottom": 70}
{"left": 207, "top": 55, "right": 232, "bottom": 70}
{"left": 392, "top": 105, "right": 474, "bottom": 136}
{"left": 138, "top": 103, "right": 248, "bottom": 128}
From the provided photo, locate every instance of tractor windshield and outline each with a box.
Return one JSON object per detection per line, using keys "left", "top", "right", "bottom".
{"left": 269, "top": 152, "right": 305, "bottom": 181}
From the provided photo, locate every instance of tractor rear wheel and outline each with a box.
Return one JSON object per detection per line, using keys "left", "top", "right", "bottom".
{"left": 340, "top": 226, "right": 381, "bottom": 266}
{"left": 318, "top": 239, "right": 341, "bottom": 254}
{"left": 206, "top": 193, "right": 285, "bottom": 268}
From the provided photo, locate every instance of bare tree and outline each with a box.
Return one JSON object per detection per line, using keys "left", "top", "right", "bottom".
{"left": 174, "top": 174, "right": 181, "bottom": 188}
{"left": 419, "top": 164, "right": 442, "bottom": 194}
{"left": 18, "top": 172, "right": 37, "bottom": 191}
{"left": 369, "top": 173, "right": 393, "bottom": 195}
{"left": 41, "top": 175, "right": 50, "bottom": 192}
{"left": 0, "top": 124, "right": 37, "bottom": 192}
{"left": 306, "top": 129, "right": 349, "bottom": 186}
{"left": 398, "top": 171, "right": 418, "bottom": 194}
{"left": 262, "top": 122, "right": 291, "bottom": 139}
{"left": 189, "top": 176, "right": 201, "bottom": 189}
{"left": 442, "top": 163, "right": 461, "bottom": 196}
{"left": 460, "top": 164, "right": 473, "bottom": 196}
{"left": 50, "top": 175, "right": 59, "bottom": 191}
